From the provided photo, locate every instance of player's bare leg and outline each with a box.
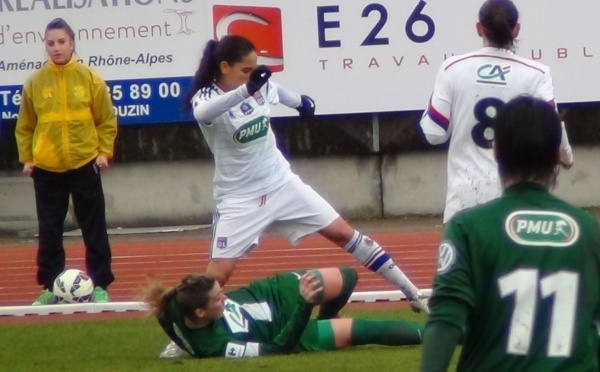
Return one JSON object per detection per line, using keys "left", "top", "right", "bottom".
{"left": 206, "top": 258, "right": 239, "bottom": 287}
{"left": 319, "top": 217, "right": 429, "bottom": 314}
{"left": 310, "top": 267, "right": 357, "bottom": 319}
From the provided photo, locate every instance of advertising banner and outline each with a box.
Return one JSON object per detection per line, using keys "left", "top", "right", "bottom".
{"left": 1, "top": 0, "right": 598, "bottom": 124}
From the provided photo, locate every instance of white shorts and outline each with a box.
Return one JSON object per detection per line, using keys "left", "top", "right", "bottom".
{"left": 210, "top": 175, "right": 340, "bottom": 259}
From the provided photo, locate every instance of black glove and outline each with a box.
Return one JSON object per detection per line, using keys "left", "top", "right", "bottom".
{"left": 246, "top": 65, "right": 272, "bottom": 95}
{"left": 297, "top": 95, "right": 316, "bottom": 118}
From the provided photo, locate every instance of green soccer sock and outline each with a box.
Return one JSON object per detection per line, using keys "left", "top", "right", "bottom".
{"left": 317, "top": 267, "right": 358, "bottom": 320}
{"left": 350, "top": 319, "right": 424, "bottom": 346}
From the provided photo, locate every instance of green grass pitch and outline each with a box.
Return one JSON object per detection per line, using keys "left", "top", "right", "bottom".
{"left": 0, "top": 308, "right": 460, "bottom": 372}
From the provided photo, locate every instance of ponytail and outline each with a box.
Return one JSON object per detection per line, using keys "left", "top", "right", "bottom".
{"left": 142, "top": 280, "right": 176, "bottom": 319}
{"left": 185, "top": 40, "right": 219, "bottom": 110}
{"left": 142, "top": 274, "right": 217, "bottom": 320}
{"left": 185, "top": 35, "right": 256, "bottom": 111}
{"left": 478, "top": 0, "right": 519, "bottom": 50}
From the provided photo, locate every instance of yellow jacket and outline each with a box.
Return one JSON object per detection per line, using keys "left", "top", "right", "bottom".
{"left": 15, "top": 57, "right": 117, "bottom": 172}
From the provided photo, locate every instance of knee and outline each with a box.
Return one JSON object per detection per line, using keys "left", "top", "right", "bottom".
{"left": 339, "top": 267, "right": 358, "bottom": 292}
{"left": 321, "top": 219, "right": 356, "bottom": 246}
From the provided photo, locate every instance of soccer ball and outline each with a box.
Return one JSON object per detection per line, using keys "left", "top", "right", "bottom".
{"left": 53, "top": 269, "right": 94, "bottom": 303}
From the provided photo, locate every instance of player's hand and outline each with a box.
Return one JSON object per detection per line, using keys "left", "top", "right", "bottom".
{"left": 95, "top": 154, "right": 110, "bottom": 171}
{"left": 297, "top": 95, "right": 316, "bottom": 118}
{"left": 22, "top": 162, "right": 34, "bottom": 177}
{"left": 246, "top": 65, "right": 272, "bottom": 96}
{"left": 560, "top": 161, "right": 573, "bottom": 170}
{"left": 299, "top": 272, "right": 323, "bottom": 304}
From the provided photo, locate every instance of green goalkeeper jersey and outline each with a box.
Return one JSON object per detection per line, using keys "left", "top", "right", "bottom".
{"left": 158, "top": 271, "right": 315, "bottom": 358}
{"left": 430, "top": 183, "right": 600, "bottom": 371}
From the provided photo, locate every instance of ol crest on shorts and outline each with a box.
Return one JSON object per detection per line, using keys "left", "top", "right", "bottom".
{"left": 217, "top": 237, "right": 228, "bottom": 249}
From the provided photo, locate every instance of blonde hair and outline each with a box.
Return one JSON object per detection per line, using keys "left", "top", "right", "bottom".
{"left": 141, "top": 280, "right": 176, "bottom": 318}
{"left": 141, "top": 274, "right": 216, "bottom": 319}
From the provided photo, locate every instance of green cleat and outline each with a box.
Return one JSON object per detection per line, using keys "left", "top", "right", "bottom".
{"left": 32, "top": 289, "right": 58, "bottom": 306}
{"left": 92, "top": 287, "right": 110, "bottom": 303}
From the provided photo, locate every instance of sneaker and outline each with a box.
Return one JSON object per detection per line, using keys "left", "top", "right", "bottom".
{"left": 159, "top": 340, "right": 185, "bottom": 359}
{"left": 32, "top": 289, "right": 58, "bottom": 306}
{"left": 410, "top": 295, "right": 430, "bottom": 314}
{"left": 92, "top": 287, "right": 110, "bottom": 303}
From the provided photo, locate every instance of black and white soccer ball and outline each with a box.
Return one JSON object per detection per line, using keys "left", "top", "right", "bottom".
{"left": 53, "top": 269, "right": 94, "bottom": 303}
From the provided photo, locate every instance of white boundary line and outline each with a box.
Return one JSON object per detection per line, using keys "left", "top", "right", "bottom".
{"left": 0, "top": 289, "right": 432, "bottom": 317}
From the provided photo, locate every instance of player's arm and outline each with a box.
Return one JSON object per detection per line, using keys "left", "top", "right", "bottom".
{"left": 419, "top": 65, "right": 453, "bottom": 145}
{"left": 420, "top": 219, "right": 473, "bottom": 371}
{"left": 157, "top": 313, "right": 196, "bottom": 357}
{"left": 271, "top": 82, "right": 300, "bottom": 108}
{"left": 535, "top": 68, "right": 574, "bottom": 169}
{"left": 272, "top": 82, "right": 316, "bottom": 119}
{"left": 15, "top": 79, "right": 37, "bottom": 164}
{"left": 193, "top": 64, "right": 273, "bottom": 124}
{"left": 419, "top": 97, "right": 451, "bottom": 145}
{"left": 421, "top": 322, "right": 463, "bottom": 372}
{"left": 558, "top": 121, "right": 574, "bottom": 169}
{"left": 222, "top": 298, "right": 314, "bottom": 358}
{"left": 222, "top": 273, "right": 320, "bottom": 358}
{"left": 192, "top": 85, "right": 249, "bottom": 124}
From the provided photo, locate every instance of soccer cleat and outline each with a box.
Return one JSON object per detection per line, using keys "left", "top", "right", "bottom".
{"left": 92, "top": 287, "right": 110, "bottom": 303}
{"left": 410, "top": 295, "right": 430, "bottom": 315}
{"left": 32, "top": 289, "right": 58, "bottom": 306}
{"left": 159, "top": 340, "right": 185, "bottom": 359}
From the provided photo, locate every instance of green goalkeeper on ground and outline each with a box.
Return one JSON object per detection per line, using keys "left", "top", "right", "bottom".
{"left": 144, "top": 267, "right": 424, "bottom": 358}
{"left": 421, "top": 96, "right": 600, "bottom": 371}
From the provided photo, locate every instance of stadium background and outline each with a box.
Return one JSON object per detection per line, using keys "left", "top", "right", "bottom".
{"left": 1, "top": 104, "right": 599, "bottom": 232}
{"left": 0, "top": 0, "right": 599, "bottom": 312}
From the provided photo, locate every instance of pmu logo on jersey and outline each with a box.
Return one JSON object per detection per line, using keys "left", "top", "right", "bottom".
{"left": 476, "top": 64, "right": 511, "bottom": 85}
{"left": 505, "top": 210, "right": 580, "bottom": 247}
{"left": 213, "top": 5, "right": 284, "bottom": 72}
{"left": 234, "top": 116, "right": 269, "bottom": 144}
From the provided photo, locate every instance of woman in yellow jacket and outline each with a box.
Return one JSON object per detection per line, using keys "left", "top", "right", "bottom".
{"left": 15, "top": 18, "right": 117, "bottom": 305}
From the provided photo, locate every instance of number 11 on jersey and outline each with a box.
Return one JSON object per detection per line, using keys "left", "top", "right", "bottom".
{"left": 498, "top": 268, "right": 579, "bottom": 357}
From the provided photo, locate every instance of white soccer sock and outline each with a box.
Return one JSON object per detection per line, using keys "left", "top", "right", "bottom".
{"left": 344, "top": 230, "right": 422, "bottom": 300}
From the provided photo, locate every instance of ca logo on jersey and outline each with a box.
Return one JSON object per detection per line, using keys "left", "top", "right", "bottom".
{"left": 476, "top": 64, "right": 510, "bottom": 85}
{"left": 505, "top": 210, "right": 580, "bottom": 247}
{"left": 234, "top": 116, "right": 269, "bottom": 144}
{"left": 437, "top": 241, "right": 456, "bottom": 274}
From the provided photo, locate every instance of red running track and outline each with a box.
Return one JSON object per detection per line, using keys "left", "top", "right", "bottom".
{"left": 0, "top": 230, "right": 441, "bottom": 307}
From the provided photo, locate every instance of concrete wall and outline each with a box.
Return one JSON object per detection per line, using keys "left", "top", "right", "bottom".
{"left": 1, "top": 146, "right": 598, "bottom": 233}
{"left": 381, "top": 146, "right": 600, "bottom": 216}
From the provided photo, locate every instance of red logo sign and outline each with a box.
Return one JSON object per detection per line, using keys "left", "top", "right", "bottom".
{"left": 213, "top": 5, "right": 284, "bottom": 72}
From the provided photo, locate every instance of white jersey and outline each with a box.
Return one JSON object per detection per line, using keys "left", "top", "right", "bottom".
{"left": 420, "top": 47, "right": 573, "bottom": 222}
{"left": 192, "top": 82, "right": 301, "bottom": 202}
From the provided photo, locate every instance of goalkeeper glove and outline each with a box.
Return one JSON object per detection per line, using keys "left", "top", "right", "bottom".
{"left": 297, "top": 95, "right": 316, "bottom": 118}
{"left": 246, "top": 65, "right": 272, "bottom": 96}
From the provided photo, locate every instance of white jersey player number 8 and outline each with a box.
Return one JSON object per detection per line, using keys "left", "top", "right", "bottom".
{"left": 498, "top": 268, "right": 579, "bottom": 357}
{"left": 471, "top": 97, "right": 504, "bottom": 149}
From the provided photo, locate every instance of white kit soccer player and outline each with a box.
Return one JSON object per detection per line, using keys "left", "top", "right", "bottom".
{"left": 192, "top": 81, "right": 295, "bottom": 204}
{"left": 190, "top": 74, "right": 427, "bottom": 314}
{"left": 420, "top": 47, "right": 573, "bottom": 222}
